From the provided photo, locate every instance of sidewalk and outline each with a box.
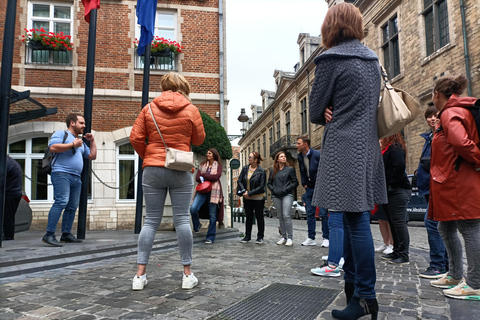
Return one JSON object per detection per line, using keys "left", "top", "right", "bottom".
{"left": 0, "top": 220, "right": 477, "bottom": 319}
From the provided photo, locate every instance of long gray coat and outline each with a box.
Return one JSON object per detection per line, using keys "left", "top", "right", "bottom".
{"left": 309, "top": 39, "right": 388, "bottom": 212}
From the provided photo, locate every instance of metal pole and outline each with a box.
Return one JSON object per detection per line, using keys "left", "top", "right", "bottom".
{"left": 78, "top": 9, "right": 97, "bottom": 240}
{"left": 0, "top": 0, "right": 18, "bottom": 248}
{"left": 230, "top": 165, "right": 233, "bottom": 228}
{"left": 134, "top": 43, "right": 152, "bottom": 234}
{"left": 460, "top": 0, "right": 472, "bottom": 96}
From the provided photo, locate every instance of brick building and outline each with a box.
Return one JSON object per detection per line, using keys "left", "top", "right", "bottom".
{"left": 240, "top": 0, "right": 479, "bottom": 205}
{"left": 2, "top": 0, "right": 227, "bottom": 230}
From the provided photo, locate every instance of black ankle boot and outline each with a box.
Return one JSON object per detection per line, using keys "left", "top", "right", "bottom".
{"left": 332, "top": 296, "right": 378, "bottom": 320}
{"left": 344, "top": 281, "right": 355, "bottom": 304}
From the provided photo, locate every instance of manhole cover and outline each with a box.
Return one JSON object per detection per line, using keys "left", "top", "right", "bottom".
{"left": 208, "top": 283, "right": 340, "bottom": 320}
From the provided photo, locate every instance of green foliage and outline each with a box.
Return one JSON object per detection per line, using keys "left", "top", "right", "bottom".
{"left": 193, "top": 111, "right": 233, "bottom": 159}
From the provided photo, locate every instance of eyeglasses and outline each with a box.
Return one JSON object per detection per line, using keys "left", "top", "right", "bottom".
{"left": 248, "top": 157, "right": 254, "bottom": 160}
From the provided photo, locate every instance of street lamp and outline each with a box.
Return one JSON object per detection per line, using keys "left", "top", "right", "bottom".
{"left": 238, "top": 108, "right": 249, "bottom": 137}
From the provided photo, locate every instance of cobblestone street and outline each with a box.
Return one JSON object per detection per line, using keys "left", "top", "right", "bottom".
{"left": 0, "top": 218, "right": 476, "bottom": 319}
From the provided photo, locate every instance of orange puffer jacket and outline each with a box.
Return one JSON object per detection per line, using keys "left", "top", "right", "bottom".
{"left": 130, "top": 91, "right": 205, "bottom": 168}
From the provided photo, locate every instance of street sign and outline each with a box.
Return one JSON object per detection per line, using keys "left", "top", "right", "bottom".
{"left": 230, "top": 158, "right": 240, "bottom": 169}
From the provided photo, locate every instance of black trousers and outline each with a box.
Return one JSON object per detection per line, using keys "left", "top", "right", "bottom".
{"left": 383, "top": 187, "right": 412, "bottom": 259}
{"left": 3, "top": 194, "right": 22, "bottom": 240}
{"left": 244, "top": 198, "right": 265, "bottom": 240}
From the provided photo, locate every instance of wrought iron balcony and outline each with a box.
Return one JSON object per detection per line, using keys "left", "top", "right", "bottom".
{"left": 269, "top": 134, "right": 298, "bottom": 159}
{"left": 135, "top": 52, "right": 177, "bottom": 71}
{"left": 26, "top": 45, "right": 72, "bottom": 65}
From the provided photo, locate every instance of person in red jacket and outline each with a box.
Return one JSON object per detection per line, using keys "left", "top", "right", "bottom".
{"left": 130, "top": 72, "right": 205, "bottom": 291}
{"left": 428, "top": 74, "right": 480, "bottom": 299}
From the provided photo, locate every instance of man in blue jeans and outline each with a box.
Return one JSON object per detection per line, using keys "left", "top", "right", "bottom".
{"left": 417, "top": 106, "right": 448, "bottom": 278}
{"left": 42, "top": 114, "right": 97, "bottom": 246}
{"left": 297, "top": 136, "right": 328, "bottom": 247}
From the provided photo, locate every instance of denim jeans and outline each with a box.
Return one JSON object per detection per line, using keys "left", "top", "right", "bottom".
{"left": 304, "top": 187, "right": 316, "bottom": 240}
{"left": 320, "top": 208, "right": 329, "bottom": 240}
{"left": 383, "top": 187, "right": 411, "bottom": 259}
{"left": 342, "top": 211, "right": 376, "bottom": 299}
{"left": 438, "top": 219, "right": 480, "bottom": 289}
{"left": 424, "top": 202, "right": 449, "bottom": 271}
{"left": 244, "top": 199, "right": 265, "bottom": 240}
{"left": 47, "top": 172, "right": 82, "bottom": 234}
{"left": 273, "top": 194, "right": 293, "bottom": 239}
{"left": 327, "top": 211, "right": 344, "bottom": 266}
{"left": 138, "top": 167, "right": 194, "bottom": 266}
{"left": 190, "top": 191, "right": 218, "bottom": 242}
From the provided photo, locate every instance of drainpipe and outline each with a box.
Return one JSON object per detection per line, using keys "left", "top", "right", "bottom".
{"left": 219, "top": 0, "right": 225, "bottom": 126}
{"left": 460, "top": 0, "right": 472, "bottom": 96}
{"left": 307, "top": 68, "right": 311, "bottom": 137}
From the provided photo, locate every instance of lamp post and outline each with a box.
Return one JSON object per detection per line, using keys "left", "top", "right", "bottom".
{"left": 238, "top": 108, "right": 249, "bottom": 137}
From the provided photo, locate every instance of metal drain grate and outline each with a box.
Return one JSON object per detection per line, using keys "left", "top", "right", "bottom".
{"left": 208, "top": 283, "right": 340, "bottom": 320}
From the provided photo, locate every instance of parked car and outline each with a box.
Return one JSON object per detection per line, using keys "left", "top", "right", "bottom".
{"left": 268, "top": 201, "right": 306, "bottom": 219}
{"left": 232, "top": 206, "right": 245, "bottom": 217}
{"left": 371, "top": 174, "right": 427, "bottom": 222}
{"left": 15, "top": 192, "right": 32, "bottom": 233}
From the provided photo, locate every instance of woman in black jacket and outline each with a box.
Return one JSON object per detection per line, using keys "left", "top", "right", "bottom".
{"left": 268, "top": 151, "right": 299, "bottom": 246}
{"left": 380, "top": 133, "right": 412, "bottom": 265}
{"left": 237, "top": 152, "right": 266, "bottom": 244}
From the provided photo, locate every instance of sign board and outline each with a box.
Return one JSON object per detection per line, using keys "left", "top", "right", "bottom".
{"left": 230, "top": 159, "right": 240, "bottom": 170}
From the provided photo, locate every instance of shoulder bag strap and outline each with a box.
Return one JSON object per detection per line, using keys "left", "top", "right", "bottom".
{"left": 148, "top": 103, "right": 169, "bottom": 150}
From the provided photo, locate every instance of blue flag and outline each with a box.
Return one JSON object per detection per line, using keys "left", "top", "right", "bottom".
{"left": 136, "top": 0, "right": 157, "bottom": 56}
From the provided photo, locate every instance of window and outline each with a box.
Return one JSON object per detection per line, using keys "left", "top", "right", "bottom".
{"left": 117, "top": 142, "right": 138, "bottom": 200}
{"left": 135, "top": 11, "right": 178, "bottom": 70}
{"left": 8, "top": 137, "right": 92, "bottom": 202}
{"left": 257, "top": 139, "right": 261, "bottom": 154}
{"left": 252, "top": 143, "right": 255, "bottom": 154}
{"left": 269, "top": 127, "right": 273, "bottom": 145}
{"left": 300, "top": 98, "right": 308, "bottom": 134}
{"left": 26, "top": 2, "right": 73, "bottom": 65}
{"left": 263, "top": 133, "right": 266, "bottom": 158}
{"left": 382, "top": 15, "right": 400, "bottom": 78}
{"left": 423, "top": 0, "right": 449, "bottom": 56}
{"left": 285, "top": 111, "right": 291, "bottom": 136}
{"left": 276, "top": 121, "right": 281, "bottom": 140}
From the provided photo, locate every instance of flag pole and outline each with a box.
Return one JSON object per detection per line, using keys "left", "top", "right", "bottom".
{"left": 0, "top": 0, "right": 18, "bottom": 248}
{"left": 78, "top": 8, "right": 98, "bottom": 240}
{"left": 134, "top": 43, "right": 152, "bottom": 234}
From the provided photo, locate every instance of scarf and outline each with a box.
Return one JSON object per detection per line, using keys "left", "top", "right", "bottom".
{"left": 199, "top": 161, "right": 222, "bottom": 204}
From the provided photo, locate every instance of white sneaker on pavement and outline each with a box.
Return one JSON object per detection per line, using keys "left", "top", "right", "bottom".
{"left": 301, "top": 238, "right": 316, "bottom": 246}
{"left": 132, "top": 275, "right": 148, "bottom": 291}
{"left": 277, "top": 238, "right": 287, "bottom": 245}
{"left": 383, "top": 245, "right": 393, "bottom": 254}
{"left": 182, "top": 273, "right": 198, "bottom": 290}
{"left": 321, "top": 239, "right": 329, "bottom": 247}
{"left": 285, "top": 239, "right": 293, "bottom": 246}
{"left": 375, "top": 243, "right": 387, "bottom": 252}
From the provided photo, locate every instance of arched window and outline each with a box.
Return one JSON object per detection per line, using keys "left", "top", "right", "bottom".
{"left": 117, "top": 142, "right": 138, "bottom": 200}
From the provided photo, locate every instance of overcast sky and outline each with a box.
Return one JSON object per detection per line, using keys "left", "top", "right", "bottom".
{"left": 225, "top": 0, "right": 329, "bottom": 141}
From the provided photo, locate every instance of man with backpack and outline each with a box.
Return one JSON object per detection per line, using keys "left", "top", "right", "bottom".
{"left": 42, "top": 114, "right": 97, "bottom": 246}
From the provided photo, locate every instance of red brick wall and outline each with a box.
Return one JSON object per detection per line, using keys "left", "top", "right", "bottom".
{"left": 77, "top": 71, "right": 130, "bottom": 90}
{"left": 25, "top": 70, "right": 73, "bottom": 87}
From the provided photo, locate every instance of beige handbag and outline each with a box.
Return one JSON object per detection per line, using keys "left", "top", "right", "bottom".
{"left": 148, "top": 104, "right": 194, "bottom": 172}
{"left": 377, "top": 66, "right": 420, "bottom": 139}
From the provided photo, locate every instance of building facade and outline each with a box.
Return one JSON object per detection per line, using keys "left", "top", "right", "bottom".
{"left": 2, "top": 0, "right": 228, "bottom": 230}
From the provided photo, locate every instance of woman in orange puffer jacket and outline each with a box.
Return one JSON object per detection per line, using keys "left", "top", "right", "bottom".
{"left": 130, "top": 72, "right": 205, "bottom": 291}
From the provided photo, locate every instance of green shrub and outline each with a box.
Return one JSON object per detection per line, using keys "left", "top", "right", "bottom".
{"left": 193, "top": 111, "right": 232, "bottom": 159}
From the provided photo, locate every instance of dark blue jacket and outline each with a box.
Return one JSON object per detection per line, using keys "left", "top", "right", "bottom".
{"left": 297, "top": 148, "right": 320, "bottom": 189}
{"left": 6, "top": 157, "right": 22, "bottom": 196}
{"left": 416, "top": 131, "right": 433, "bottom": 196}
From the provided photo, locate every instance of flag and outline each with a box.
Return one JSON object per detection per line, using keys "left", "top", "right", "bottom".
{"left": 136, "top": 0, "right": 157, "bottom": 56}
{"left": 81, "top": 0, "right": 100, "bottom": 23}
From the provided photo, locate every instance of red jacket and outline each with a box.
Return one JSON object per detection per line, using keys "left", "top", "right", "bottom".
{"left": 428, "top": 95, "right": 480, "bottom": 221}
{"left": 130, "top": 91, "right": 205, "bottom": 168}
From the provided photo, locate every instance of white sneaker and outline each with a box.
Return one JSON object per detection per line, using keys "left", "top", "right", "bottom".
{"left": 182, "top": 273, "right": 198, "bottom": 290}
{"left": 383, "top": 245, "right": 393, "bottom": 254}
{"left": 375, "top": 243, "right": 387, "bottom": 252}
{"left": 132, "top": 275, "right": 148, "bottom": 291}
{"left": 321, "top": 239, "right": 329, "bottom": 247}
{"left": 301, "top": 238, "right": 316, "bottom": 246}
{"left": 285, "top": 239, "right": 293, "bottom": 246}
{"left": 277, "top": 238, "right": 287, "bottom": 245}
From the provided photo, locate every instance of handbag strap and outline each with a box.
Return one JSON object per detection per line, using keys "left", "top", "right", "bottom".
{"left": 148, "top": 103, "right": 169, "bottom": 150}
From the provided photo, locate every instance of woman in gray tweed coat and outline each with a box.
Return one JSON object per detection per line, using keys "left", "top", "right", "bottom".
{"left": 309, "top": 3, "right": 387, "bottom": 320}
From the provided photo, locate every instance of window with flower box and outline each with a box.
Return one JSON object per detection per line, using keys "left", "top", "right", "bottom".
{"left": 135, "top": 11, "right": 179, "bottom": 71}
{"left": 26, "top": 2, "right": 73, "bottom": 65}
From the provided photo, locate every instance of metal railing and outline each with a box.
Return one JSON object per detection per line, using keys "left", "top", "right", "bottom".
{"left": 25, "top": 46, "right": 72, "bottom": 65}
{"left": 135, "top": 52, "right": 177, "bottom": 71}
{"left": 270, "top": 134, "right": 298, "bottom": 156}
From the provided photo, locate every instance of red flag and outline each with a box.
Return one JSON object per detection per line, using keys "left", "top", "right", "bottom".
{"left": 82, "top": 0, "right": 100, "bottom": 23}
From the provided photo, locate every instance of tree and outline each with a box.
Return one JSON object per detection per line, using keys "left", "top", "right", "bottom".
{"left": 193, "top": 111, "right": 232, "bottom": 159}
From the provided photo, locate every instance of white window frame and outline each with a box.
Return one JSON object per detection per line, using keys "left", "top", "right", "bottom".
{"left": 116, "top": 142, "right": 139, "bottom": 202}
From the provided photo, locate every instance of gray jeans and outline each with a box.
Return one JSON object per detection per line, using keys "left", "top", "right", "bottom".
{"left": 438, "top": 219, "right": 480, "bottom": 289}
{"left": 273, "top": 194, "right": 294, "bottom": 239}
{"left": 137, "top": 167, "right": 194, "bottom": 266}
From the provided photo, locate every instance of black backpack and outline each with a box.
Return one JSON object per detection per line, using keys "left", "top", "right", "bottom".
{"left": 42, "top": 131, "right": 68, "bottom": 175}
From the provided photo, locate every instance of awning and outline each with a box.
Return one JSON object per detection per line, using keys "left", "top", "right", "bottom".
{"left": 9, "top": 89, "right": 57, "bottom": 125}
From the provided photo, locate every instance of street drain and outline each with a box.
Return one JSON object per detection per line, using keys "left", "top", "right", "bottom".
{"left": 208, "top": 283, "right": 340, "bottom": 320}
